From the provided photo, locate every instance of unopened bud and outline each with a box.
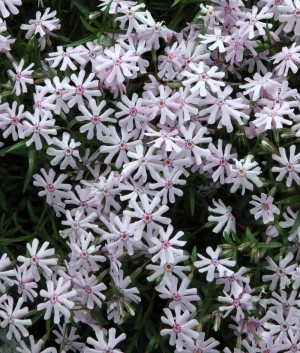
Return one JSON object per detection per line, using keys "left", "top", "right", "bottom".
{"left": 260, "top": 137, "right": 280, "bottom": 156}
{"left": 281, "top": 131, "right": 296, "bottom": 138}
{"left": 205, "top": 221, "right": 216, "bottom": 228}
{"left": 237, "top": 242, "right": 251, "bottom": 251}
{"left": 123, "top": 300, "right": 135, "bottom": 316}
{"left": 117, "top": 299, "right": 125, "bottom": 316}
{"left": 219, "top": 243, "right": 233, "bottom": 249}
{"left": 89, "top": 11, "right": 102, "bottom": 19}
{"left": 166, "top": 82, "right": 182, "bottom": 88}
{"left": 221, "top": 249, "right": 233, "bottom": 257}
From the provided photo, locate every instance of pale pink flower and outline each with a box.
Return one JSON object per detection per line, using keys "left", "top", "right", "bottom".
{"left": 52, "top": 324, "right": 84, "bottom": 352}
{"left": 0, "top": 101, "right": 26, "bottom": 141}
{"left": 262, "top": 253, "right": 297, "bottom": 290}
{"left": 17, "top": 239, "right": 57, "bottom": 281}
{"left": 280, "top": 206, "right": 300, "bottom": 242}
{"left": 158, "top": 41, "right": 186, "bottom": 79}
{"left": 218, "top": 291, "right": 253, "bottom": 321}
{"left": 279, "top": 0, "right": 300, "bottom": 35}
{"left": 17, "top": 335, "right": 57, "bottom": 353}
{"left": 0, "top": 0, "right": 21, "bottom": 18}
{"left": 272, "top": 145, "right": 300, "bottom": 186}
{"left": 161, "top": 304, "right": 199, "bottom": 351}
{"left": 7, "top": 59, "right": 34, "bottom": 96}
{"left": 13, "top": 265, "right": 38, "bottom": 303}
{"left": 249, "top": 193, "right": 280, "bottom": 224}
{"left": 194, "top": 246, "right": 235, "bottom": 281}
{"left": 0, "top": 296, "right": 31, "bottom": 342}
{"left": 271, "top": 43, "right": 300, "bottom": 76}
{"left": 149, "top": 224, "right": 186, "bottom": 265}
{"left": 37, "top": 277, "right": 77, "bottom": 324}
{"left": 207, "top": 199, "right": 236, "bottom": 236}
{"left": 86, "top": 328, "right": 126, "bottom": 353}
{"left": 175, "top": 332, "right": 220, "bottom": 353}
{"left": 46, "top": 46, "right": 87, "bottom": 71}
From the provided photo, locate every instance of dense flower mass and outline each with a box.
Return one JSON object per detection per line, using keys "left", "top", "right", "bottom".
{"left": 1, "top": 0, "right": 300, "bottom": 352}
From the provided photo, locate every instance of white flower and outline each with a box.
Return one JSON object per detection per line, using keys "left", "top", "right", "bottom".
{"left": 7, "top": 59, "right": 34, "bottom": 96}
{"left": 208, "top": 199, "right": 236, "bottom": 236}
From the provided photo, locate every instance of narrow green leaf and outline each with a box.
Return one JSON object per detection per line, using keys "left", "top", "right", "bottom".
{"left": 0, "top": 139, "right": 28, "bottom": 156}
{"left": 13, "top": 214, "right": 31, "bottom": 235}
{"left": 111, "top": 279, "right": 122, "bottom": 296}
{"left": 275, "top": 195, "right": 300, "bottom": 204}
{"left": 103, "top": 0, "right": 113, "bottom": 25}
{"left": 0, "top": 191, "right": 8, "bottom": 212}
{"left": 23, "top": 147, "right": 36, "bottom": 194}
{"left": 258, "top": 242, "right": 282, "bottom": 249}
{"left": 290, "top": 210, "right": 300, "bottom": 237}
{"left": 246, "top": 227, "right": 256, "bottom": 242}
{"left": 192, "top": 246, "right": 197, "bottom": 262}
{"left": 71, "top": 0, "right": 90, "bottom": 16}
{"left": 64, "top": 33, "right": 96, "bottom": 48}
{"left": 189, "top": 186, "right": 195, "bottom": 216}
{"left": 0, "top": 234, "right": 34, "bottom": 245}
{"left": 171, "top": 0, "right": 181, "bottom": 6}
{"left": 265, "top": 22, "right": 271, "bottom": 44}
{"left": 27, "top": 200, "right": 39, "bottom": 223}
{"left": 80, "top": 16, "right": 99, "bottom": 33}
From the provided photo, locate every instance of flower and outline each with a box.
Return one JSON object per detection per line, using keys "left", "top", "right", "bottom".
{"left": 37, "top": 277, "right": 77, "bottom": 324}
{"left": 46, "top": 132, "right": 81, "bottom": 169}
{"left": 13, "top": 265, "right": 38, "bottom": 302}
{"left": 85, "top": 328, "right": 126, "bottom": 353}
{"left": 207, "top": 199, "right": 236, "bottom": 236}
{"left": 0, "top": 0, "right": 21, "bottom": 18}
{"left": 279, "top": 0, "right": 300, "bottom": 35}
{"left": 46, "top": 46, "right": 87, "bottom": 71}
{"left": 0, "top": 296, "right": 31, "bottom": 342}
{"left": 249, "top": 193, "right": 280, "bottom": 224}
{"left": 174, "top": 332, "right": 220, "bottom": 353}
{"left": 17, "top": 239, "right": 57, "bottom": 281}
{"left": 182, "top": 61, "right": 225, "bottom": 97}
{"left": 17, "top": 335, "right": 57, "bottom": 353}
{"left": 149, "top": 224, "right": 186, "bottom": 266}
{"left": 272, "top": 145, "right": 300, "bottom": 187}
{"left": 7, "top": 59, "right": 34, "bottom": 96}
{"left": 280, "top": 206, "right": 300, "bottom": 242}
{"left": 194, "top": 246, "right": 235, "bottom": 281}
{"left": 20, "top": 8, "right": 59, "bottom": 39}
{"left": 262, "top": 253, "right": 297, "bottom": 290}
{"left": 0, "top": 101, "right": 26, "bottom": 141}
{"left": 226, "top": 155, "right": 263, "bottom": 195}
{"left": 161, "top": 304, "right": 199, "bottom": 351}
{"left": 271, "top": 43, "right": 300, "bottom": 76}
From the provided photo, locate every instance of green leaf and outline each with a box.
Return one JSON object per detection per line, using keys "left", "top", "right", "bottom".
{"left": 13, "top": 214, "right": 31, "bottom": 235}
{"left": 258, "top": 242, "right": 282, "bottom": 249}
{"left": 111, "top": 279, "right": 122, "bottom": 296}
{"left": 0, "top": 234, "right": 34, "bottom": 245}
{"left": 80, "top": 16, "right": 99, "bottom": 33}
{"left": 245, "top": 227, "right": 256, "bottom": 242}
{"left": 29, "top": 309, "right": 46, "bottom": 325}
{"left": 275, "top": 195, "right": 300, "bottom": 204}
{"left": 265, "top": 22, "right": 272, "bottom": 45}
{"left": 23, "top": 147, "right": 36, "bottom": 194}
{"left": 192, "top": 246, "right": 197, "bottom": 262}
{"left": 103, "top": 0, "right": 113, "bottom": 25}
{"left": 71, "top": 0, "right": 90, "bottom": 16}
{"left": 189, "top": 186, "right": 195, "bottom": 216}
{"left": 290, "top": 210, "right": 300, "bottom": 237}
{"left": 64, "top": 33, "right": 97, "bottom": 47}
{"left": 171, "top": 0, "right": 181, "bottom": 6}
{"left": 0, "top": 139, "right": 28, "bottom": 156}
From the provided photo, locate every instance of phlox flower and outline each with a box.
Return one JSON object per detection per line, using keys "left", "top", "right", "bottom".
{"left": 218, "top": 291, "right": 253, "bottom": 321}
{"left": 17, "top": 239, "right": 57, "bottom": 281}
{"left": 0, "top": 19, "right": 15, "bottom": 53}
{"left": 0, "top": 0, "right": 21, "bottom": 18}
{"left": 0, "top": 101, "right": 26, "bottom": 141}
{"left": 20, "top": 8, "right": 59, "bottom": 39}
{"left": 44, "top": 76, "right": 70, "bottom": 114}
{"left": 53, "top": 324, "right": 84, "bottom": 352}
{"left": 23, "top": 110, "right": 57, "bottom": 150}
{"left": 65, "top": 185, "right": 100, "bottom": 216}
{"left": 62, "top": 210, "right": 99, "bottom": 240}
{"left": 46, "top": 132, "right": 81, "bottom": 170}
{"left": 262, "top": 253, "right": 297, "bottom": 290}
{"left": 0, "top": 296, "right": 31, "bottom": 342}
{"left": 46, "top": 46, "right": 87, "bottom": 71}
{"left": 33, "top": 168, "right": 71, "bottom": 205}
{"left": 226, "top": 155, "right": 263, "bottom": 195}
{"left": 17, "top": 335, "right": 57, "bottom": 353}
{"left": 161, "top": 304, "right": 199, "bottom": 351}
{"left": 149, "top": 165, "right": 186, "bottom": 204}
{"left": 280, "top": 206, "right": 300, "bottom": 242}
{"left": 95, "top": 43, "right": 139, "bottom": 84}
{"left": 179, "top": 123, "right": 212, "bottom": 165}
{"left": 272, "top": 145, "right": 300, "bottom": 187}
{"left": 271, "top": 43, "right": 300, "bottom": 76}
{"left": 37, "top": 277, "right": 77, "bottom": 324}
{"left": 111, "top": 269, "right": 140, "bottom": 303}
{"left": 85, "top": 328, "right": 126, "bottom": 353}
{"left": 249, "top": 193, "right": 280, "bottom": 224}
{"left": 194, "top": 246, "right": 235, "bottom": 281}
{"left": 182, "top": 61, "right": 225, "bottom": 97}
{"left": 203, "top": 140, "right": 237, "bottom": 184}
{"left": 216, "top": 267, "right": 250, "bottom": 296}
{"left": 158, "top": 41, "right": 186, "bottom": 79}
{"left": 0, "top": 253, "right": 14, "bottom": 291}
{"left": 236, "top": 6, "right": 273, "bottom": 39}
{"left": 7, "top": 59, "right": 34, "bottom": 96}
{"left": 124, "top": 194, "right": 170, "bottom": 240}
{"left": 72, "top": 269, "right": 107, "bottom": 309}
{"left": 253, "top": 103, "right": 293, "bottom": 130}
{"left": 115, "top": 4, "right": 147, "bottom": 34}
{"left": 269, "top": 290, "right": 300, "bottom": 314}
{"left": 122, "top": 144, "right": 163, "bottom": 182}
{"left": 199, "top": 27, "right": 227, "bottom": 53}
{"left": 13, "top": 265, "right": 38, "bottom": 303}
{"left": 175, "top": 332, "right": 220, "bottom": 353}
{"left": 156, "top": 276, "right": 200, "bottom": 312}
{"left": 77, "top": 99, "right": 116, "bottom": 140}
{"left": 149, "top": 224, "right": 186, "bottom": 266}
{"left": 115, "top": 92, "right": 149, "bottom": 132}
{"left": 98, "top": 0, "right": 137, "bottom": 13}
{"left": 62, "top": 70, "right": 101, "bottom": 108}
{"left": 207, "top": 199, "right": 236, "bottom": 236}
{"left": 279, "top": 0, "right": 300, "bottom": 35}
{"left": 146, "top": 254, "right": 191, "bottom": 282}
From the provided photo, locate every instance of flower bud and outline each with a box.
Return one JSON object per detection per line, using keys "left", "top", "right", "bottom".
{"left": 89, "top": 11, "right": 102, "bottom": 19}
{"left": 123, "top": 300, "right": 135, "bottom": 316}
{"left": 260, "top": 137, "right": 280, "bottom": 156}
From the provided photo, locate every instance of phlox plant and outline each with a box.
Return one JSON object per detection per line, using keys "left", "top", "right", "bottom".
{"left": 1, "top": 0, "right": 300, "bottom": 352}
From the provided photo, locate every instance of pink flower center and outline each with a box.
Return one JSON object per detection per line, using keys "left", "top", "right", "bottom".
{"left": 64, "top": 147, "right": 74, "bottom": 156}
{"left": 290, "top": 344, "right": 298, "bottom": 353}
{"left": 283, "top": 302, "right": 290, "bottom": 310}
{"left": 62, "top": 52, "right": 70, "bottom": 57}
{"left": 46, "top": 183, "right": 55, "bottom": 192}
{"left": 11, "top": 117, "right": 19, "bottom": 125}
{"left": 119, "top": 141, "right": 127, "bottom": 150}
{"left": 219, "top": 157, "right": 227, "bottom": 166}
{"left": 91, "top": 115, "right": 100, "bottom": 125}
{"left": 224, "top": 6, "right": 232, "bottom": 13}
{"left": 211, "top": 259, "right": 220, "bottom": 266}
{"left": 33, "top": 124, "right": 41, "bottom": 134}
{"left": 119, "top": 231, "right": 129, "bottom": 242}
{"left": 18, "top": 280, "right": 25, "bottom": 289}
{"left": 130, "top": 107, "right": 137, "bottom": 116}
{"left": 139, "top": 157, "right": 147, "bottom": 165}
{"left": 284, "top": 52, "right": 292, "bottom": 61}
{"left": 162, "top": 240, "right": 171, "bottom": 249}
{"left": 30, "top": 255, "right": 39, "bottom": 265}
{"left": 76, "top": 85, "right": 85, "bottom": 95}
{"left": 286, "top": 163, "right": 294, "bottom": 172}
{"left": 281, "top": 322, "right": 289, "bottom": 331}
{"left": 232, "top": 298, "right": 240, "bottom": 307}
{"left": 293, "top": 8, "right": 300, "bottom": 16}
{"left": 8, "top": 315, "right": 14, "bottom": 324}
{"left": 172, "top": 323, "right": 182, "bottom": 333}
{"left": 50, "top": 294, "right": 58, "bottom": 304}
{"left": 262, "top": 203, "right": 269, "bottom": 210}
{"left": 172, "top": 293, "right": 182, "bottom": 302}
{"left": 15, "top": 72, "right": 22, "bottom": 81}
{"left": 185, "top": 139, "right": 194, "bottom": 150}
{"left": 114, "top": 58, "right": 122, "bottom": 66}
{"left": 143, "top": 213, "right": 153, "bottom": 224}
{"left": 85, "top": 285, "right": 92, "bottom": 293}
{"left": 165, "top": 181, "right": 173, "bottom": 189}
